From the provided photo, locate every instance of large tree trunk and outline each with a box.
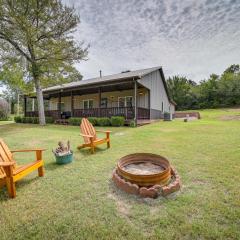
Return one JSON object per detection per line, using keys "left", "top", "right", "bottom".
{"left": 34, "top": 77, "right": 46, "bottom": 125}
{"left": 32, "top": 62, "right": 46, "bottom": 125}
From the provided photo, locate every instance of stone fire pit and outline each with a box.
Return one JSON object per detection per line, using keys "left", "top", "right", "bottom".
{"left": 112, "top": 153, "right": 181, "bottom": 198}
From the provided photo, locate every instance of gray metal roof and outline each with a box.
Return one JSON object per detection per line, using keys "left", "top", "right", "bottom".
{"left": 43, "top": 66, "right": 161, "bottom": 92}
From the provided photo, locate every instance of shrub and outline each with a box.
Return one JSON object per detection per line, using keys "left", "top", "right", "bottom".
{"left": 96, "top": 117, "right": 111, "bottom": 126}
{"left": 14, "top": 116, "right": 53, "bottom": 124}
{"left": 21, "top": 117, "right": 27, "bottom": 123}
{"left": 14, "top": 116, "right": 22, "bottom": 123}
{"left": 0, "top": 98, "right": 10, "bottom": 120}
{"left": 129, "top": 120, "right": 136, "bottom": 128}
{"left": 69, "top": 117, "right": 82, "bottom": 126}
{"left": 32, "top": 117, "right": 39, "bottom": 124}
{"left": 46, "top": 117, "right": 54, "bottom": 124}
{"left": 110, "top": 116, "right": 125, "bottom": 127}
{"left": 88, "top": 117, "right": 98, "bottom": 126}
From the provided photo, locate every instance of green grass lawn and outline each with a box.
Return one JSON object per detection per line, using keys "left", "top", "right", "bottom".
{"left": 0, "top": 120, "right": 14, "bottom": 125}
{"left": 0, "top": 108, "right": 240, "bottom": 240}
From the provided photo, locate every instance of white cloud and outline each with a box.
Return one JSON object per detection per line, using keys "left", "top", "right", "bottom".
{"left": 65, "top": 0, "right": 240, "bottom": 82}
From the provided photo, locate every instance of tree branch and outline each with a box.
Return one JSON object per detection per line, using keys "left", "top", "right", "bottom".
{"left": 0, "top": 35, "right": 32, "bottom": 63}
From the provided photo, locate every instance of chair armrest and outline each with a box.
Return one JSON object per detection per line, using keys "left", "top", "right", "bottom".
{"left": 96, "top": 130, "right": 112, "bottom": 133}
{"left": 0, "top": 161, "right": 15, "bottom": 166}
{"left": 80, "top": 134, "right": 94, "bottom": 138}
{"left": 11, "top": 149, "right": 46, "bottom": 153}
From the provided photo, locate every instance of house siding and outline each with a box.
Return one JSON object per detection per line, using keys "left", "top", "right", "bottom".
{"left": 137, "top": 70, "right": 173, "bottom": 119}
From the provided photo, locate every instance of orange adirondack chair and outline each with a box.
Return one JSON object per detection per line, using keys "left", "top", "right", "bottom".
{"left": 0, "top": 138, "right": 45, "bottom": 198}
{"left": 78, "top": 118, "right": 111, "bottom": 154}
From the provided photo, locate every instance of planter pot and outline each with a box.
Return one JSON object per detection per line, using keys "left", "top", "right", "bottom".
{"left": 164, "top": 112, "right": 172, "bottom": 121}
{"left": 55, "top": 151, "right": 73, "bottom": 165}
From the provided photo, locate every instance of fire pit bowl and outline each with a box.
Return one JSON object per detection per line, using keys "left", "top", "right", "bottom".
{"left": 113, "top": 153, "right": 181, "bottom": 198}
{"left": 117, "top": 153, "right": 171, "bottom": 187}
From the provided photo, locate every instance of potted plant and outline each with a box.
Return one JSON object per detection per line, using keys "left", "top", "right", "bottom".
{"left": 164, "top": 112, "right": 172, "bottom": 121}
{"left": 53, "top": 141, "right": 73, "bottom": 164}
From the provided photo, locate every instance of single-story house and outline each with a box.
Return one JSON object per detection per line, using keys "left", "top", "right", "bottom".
{"left": 24, "top": 66, "right": 176, "bottom": 124}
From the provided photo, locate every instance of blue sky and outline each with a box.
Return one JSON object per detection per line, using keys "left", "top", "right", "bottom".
{"left": 1, "top": 0, "right": 239, "bottom": 93}
{"left": 66, "top": 0, "right": 240, "bottom": 81}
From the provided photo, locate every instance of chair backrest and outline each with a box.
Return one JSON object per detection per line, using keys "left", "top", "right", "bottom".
{"left": 0, "top": 139, "right": 15, "bottom": 179}
{"left": 80, "top": 118, "right": 97, "bottom": 144}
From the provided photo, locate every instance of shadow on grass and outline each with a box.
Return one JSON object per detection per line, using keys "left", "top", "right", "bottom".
{"left": 0, "top": 177, "right": 40, "bottom": 202}
{"left": 75, "top": 146, "right": 110, "bottom": 156}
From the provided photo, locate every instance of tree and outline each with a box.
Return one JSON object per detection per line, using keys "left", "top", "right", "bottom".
{"left": 167, "top": 76, "right": 197, "bottom": 110}
{"left": 0, "top": 97, "right": 10, "bottom": 120}
{"left": 0, "top": 0, "right": 88, "bottom": 125}
{"left": 223, "top": 64, "right": 240, "bottom": 75}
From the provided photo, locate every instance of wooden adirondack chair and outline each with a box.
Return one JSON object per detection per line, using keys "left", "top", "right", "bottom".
{"left": 78, "top": 118, "right": 111, "bottom": 154}
{"left": 0, "top": 138, "right": 45, "bottom": 198}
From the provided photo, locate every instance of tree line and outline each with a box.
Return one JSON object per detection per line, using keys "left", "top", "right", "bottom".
{"left": 167, "top": 64, "right": 240, "bottom": 110}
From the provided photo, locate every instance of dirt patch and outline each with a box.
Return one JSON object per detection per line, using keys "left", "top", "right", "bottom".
{"left": 220, "top": 115, "right": 240, "bottom": 121}
{"left": 123, "top": 162, "right": 164, "bottom": 175}
{"left": 192, "top": 179, "right": 208, "bottom": 186}
{"left": 108, "top": 193, "right": 131, "bottom": 218}
{"left": 225, "top": 107, "right": 240, "bottom": 112}
{"left": 114, "top": 132, "right": 125, "bottom": 136}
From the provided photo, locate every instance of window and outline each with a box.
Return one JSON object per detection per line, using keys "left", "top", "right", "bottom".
{"left": 101, "top": 98, "right": 108, "bottom": 108}
{"left": 57, "top": 102, "right": 65, "bottom": 111}
{"left": 118, "top": 96, "right": 133, "bottom": 107}
{"left": 118, "top": 97, "right": 125, "bottom": 107}
{"left": 83, "top": 99, "right": 93, "bottom": 109}
{"left": 126, "top": 96, "right": 133, "bottom": 107}
{"left": 162, "top": 102, "right": 164, "bottom": 112}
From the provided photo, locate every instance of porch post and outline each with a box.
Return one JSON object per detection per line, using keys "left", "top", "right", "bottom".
{"left": 148, "top": 89, "right": 151, "bottom": 119}
{"left": 24, "top": 95, "right": 27, "bottom": 117}
{"left": 58, "top": 92, "right": 61, "bottom": 119}
{"left": 32, "top": 98, "right": 35, "bottom": 112}
{"left": 98, "top": 87, "right": 101, "bottom": 117}
{"left": 134, "top": 80, "right": 138, "bottom": 125}
{"left": 71, "top": 91, "right": 74, "bottom": 117}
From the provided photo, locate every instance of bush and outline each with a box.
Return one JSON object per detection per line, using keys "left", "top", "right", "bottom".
{"left": 21, "top": 117, "right": 28, "bottom": 123}
{"left": 88, "top": 117, "right": 98, "bottom": 126}
{"left": 14, "top": 116, "right": 22, "bottom": 123}
{"left": 0, "top": 98, "right": 10, "bottom": 120}
{"left": 110, "top": 116, "right": 125, "bottom": 127}
{"left": 96, "top": 117, "right": 111, "bottom": 126}
{"left": 69, "top": 117, "right": 82, "bottom": 126}
{"left": 14, "top": 116, "right": 54, "bottom": 124}
{"left": 129, "top": 120, "right": 136, "bottom": 128}
{"left": 46, "top": 117, "right": 54, "bottom": 124}
{"left": 32, "top": 117, "right": 39, "bottom": 124}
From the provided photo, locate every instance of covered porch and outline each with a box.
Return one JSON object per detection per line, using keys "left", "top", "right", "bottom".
{"left": 24, "top": 80, "right": 151, "bottom": 122}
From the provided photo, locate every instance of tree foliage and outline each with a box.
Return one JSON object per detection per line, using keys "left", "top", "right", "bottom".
{"left": 167, "top": 64, "right": 240, "bottom": 110}
{"left": 0, "top": 0, "right": 88, "bottom": 124}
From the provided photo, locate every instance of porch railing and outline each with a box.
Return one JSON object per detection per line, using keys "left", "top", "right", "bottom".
{"left": 137, "top": 107, "right": 150, "bottom": 119}
{"left": 25, "top": 107, "right": 150, "bottom": 120}
{"left": 73, "top": 107, "right": 135, "bottom": 119}
{"left": 26, "top": 110, "right": 61, "bottom": 119}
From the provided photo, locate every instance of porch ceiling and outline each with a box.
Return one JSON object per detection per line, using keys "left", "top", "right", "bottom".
{"left": 43, "top": 81, "right": 135, "bottom": 99}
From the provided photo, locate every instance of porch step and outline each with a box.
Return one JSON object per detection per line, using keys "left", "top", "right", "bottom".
{"left": 137, "top": 119, "right": 160, "bottom": 126}
{"left": 124, "top": 119, "right": 152, "bottom": 126}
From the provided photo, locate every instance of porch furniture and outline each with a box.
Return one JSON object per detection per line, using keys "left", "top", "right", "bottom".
{"left": 0, "top": 138, "right": 45, "bottom": 198}
{"left": 78, "top": 118, "right": 111, "bottom": 154}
